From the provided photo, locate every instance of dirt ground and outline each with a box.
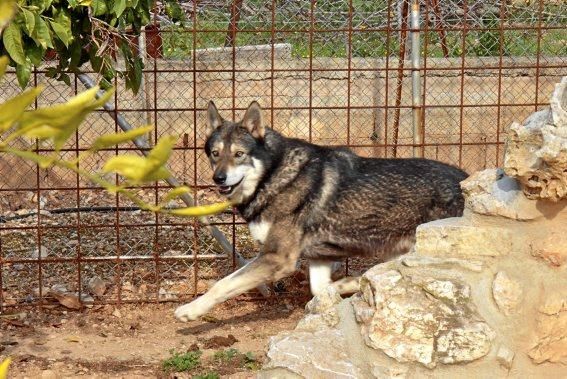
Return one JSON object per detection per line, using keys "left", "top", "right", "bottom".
{"left": 0, "top": 296, "right": 307, "bottom": 378}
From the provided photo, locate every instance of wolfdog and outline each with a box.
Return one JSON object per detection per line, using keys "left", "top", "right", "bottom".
{"left": 175, "top": 101, "right": 468, "bottom": 321}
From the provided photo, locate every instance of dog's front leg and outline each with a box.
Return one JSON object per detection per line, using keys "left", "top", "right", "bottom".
{"left": 175, "top": 253, "right": 297, "bottom": 322}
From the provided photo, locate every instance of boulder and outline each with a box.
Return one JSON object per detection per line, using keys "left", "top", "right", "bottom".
{"left": 504, "top": 77, "right": 567, "bottom": 201}
{"left": 261, "top": 77, "right": 567, "bottom": 379}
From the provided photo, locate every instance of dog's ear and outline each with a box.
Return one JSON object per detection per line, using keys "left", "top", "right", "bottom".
{"left": 241, "top": 101, "right": 265, "bottom": 139}
{"left": 206, "top": 101, "right": 224, "bottom": 137}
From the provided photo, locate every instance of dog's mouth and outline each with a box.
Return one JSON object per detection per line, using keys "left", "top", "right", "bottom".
{"left": 217, "top": 178, "right": 243, "bottom": 196}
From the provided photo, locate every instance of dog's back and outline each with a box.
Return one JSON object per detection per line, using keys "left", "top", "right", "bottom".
{"left": 238, "top": 132, "right": 468, "bottom": 261}
{"left": 301, "top": 151, "right": 467, "bottom": 260}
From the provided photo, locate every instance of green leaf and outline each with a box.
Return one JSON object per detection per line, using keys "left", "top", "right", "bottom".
{"left": 32, "top": 14, "right": 53, "bottom": 49}
{"left": 91, "top": 0, "right": 108, "bottom": 16}
{"left": 26, "top": 44, "right": 44, "bottom": 66}
{"left": 49, "top": 21, "right": 71, "bottom": 47}
{"left": 16, "top": 59, "right": 32, "bottom": 88}
{"left": 31, "top": 0, "right": 54, "bottom": 12}
{"left": 0, "top": 86, "right": 44, "bottom": 132}
{"left": 0, "top": 0, "right": 16, "bottom": 31}
{"left": 53, "top": 9, "right": 73, "bottom": 46}
{"left": 58, "top": 72, "right": 71, "bottom": 86}
{"left": 113, "top": 0, "right": 126, "bottom": 17}
{"left": 165, "top": 0, "right": 185, "bottom": 23}
{"left": 91, "top": 125, "right": 153, "bottom": 150}
{"left": 2, "top": 23, "right": 26, "bottom": 65}
{"left": 21, "top": 8, "right": 36, "bottom": 35}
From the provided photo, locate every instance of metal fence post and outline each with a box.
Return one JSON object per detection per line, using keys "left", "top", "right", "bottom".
{"left": 411, "top": 0, "right": 423, "bottom": 158}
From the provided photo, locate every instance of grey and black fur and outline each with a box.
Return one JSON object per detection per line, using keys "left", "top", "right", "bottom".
{"left": 175, "top": 101, "right": 467, "bottom": 321}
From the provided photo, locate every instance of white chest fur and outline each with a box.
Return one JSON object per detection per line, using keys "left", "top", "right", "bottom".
{"left": 248, "top": 221, "right": 271, "bottom": 244}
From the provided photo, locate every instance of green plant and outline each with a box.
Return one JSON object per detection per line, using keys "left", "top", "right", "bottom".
{"left": 213, "top": 348, "right": 239, "bottom": 363}
{"left": 0, "top": 0, "right": 152, "bottom": 92}
{"left": 212, "top": 348, "right": 260, "bottom": 371}
{"left": 162, "top": 349, "right": 202, "bottom": 373}
{"left": 193, "top": 373, "right": 220, "bottom": 379}
{"left": 243, "top": 351, "right": 260, "bottom": 371}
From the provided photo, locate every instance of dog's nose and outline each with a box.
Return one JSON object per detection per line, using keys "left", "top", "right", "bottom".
{"left": 213, "top": 172, "right": 227, "bottom": 185}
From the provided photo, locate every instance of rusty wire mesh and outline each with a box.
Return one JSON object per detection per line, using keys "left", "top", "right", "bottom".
{"left": 1, "top": 0, "right": 566, "bottom": 309}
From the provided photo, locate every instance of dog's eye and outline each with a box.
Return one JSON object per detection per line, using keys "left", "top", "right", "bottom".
{"left": 211, "top": 150, "right": 219, "bottom": 158}
{"left": 235, "top": 151, "right": 245, "bottom": 158}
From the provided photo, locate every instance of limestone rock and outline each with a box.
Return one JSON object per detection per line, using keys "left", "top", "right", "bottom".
{"left": 415, "top": 217, "right": 518, "bottom": 257}
{"left": 353, "top": 266, "right": 494, "bottom": 368}
{"left": 528, "top": 293, "right": 567, "bottom": 365}
{"left": 460, "top": 168, "right": 543, "bottom": 220}
{"left": 529, "top": 230, "right": 567, "bottom": 267}
{"left": 266, "top": 329, "right": 362, "bottom": 378}
{"left": 496, "top": 346, "right": 515, "bottom": 370}
{"left": 372, "top": 364, "right": 408, "bottom": 379}
{"left": 504, "top": 77, "right": 567, "bottom": 201}
{"left": 304, "top": 286, "right": 342, "bottom": 327}
{"left": 401, "top": 255, "right": 484, "bottom": 272}
{"left": 492, "top": 271, "right": 523, "bottom": 316}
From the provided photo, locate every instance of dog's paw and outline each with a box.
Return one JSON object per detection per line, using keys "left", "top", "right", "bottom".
{"left": 174, "top": 302, "right": 205, "bottom": 322}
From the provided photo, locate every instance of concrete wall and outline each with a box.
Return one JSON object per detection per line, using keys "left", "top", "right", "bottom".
{"left": 0, "top": 45, "right": 564, "bottom": 190}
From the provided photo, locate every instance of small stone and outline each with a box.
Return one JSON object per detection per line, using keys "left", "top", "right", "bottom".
{"left": 305, "top": 286, "right": 341, "bottom": 315}
{"left": 372, "top": 364, "right": 408, "bottom": 379}
{"left": 496, "top": 346, "right": 515, "bottom": 369}
{"left": 492, "top": 271, "right": 523, "bottom": 316}
{"left": 31, "top": 246, "right": 49, "bottom": 259}
{"left": 87, "top": 277, "right": 106, "bottom": 297}
{"left": 40, "top": 369, "right": 59, "bottom": 379}
{"left": 295, "top": 314, "right": 330, "bottom": 331}
{"left": 112, "top": 308, "right": 122, "bottom": 318}
{"left": 265, "top": 329, "right": 362, "bottom": 378}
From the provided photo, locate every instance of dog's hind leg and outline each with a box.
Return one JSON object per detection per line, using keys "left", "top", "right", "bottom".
{"left": 308, "top": 260, "right": 333, "bottom": 296}
{"left": 309, "top": 260, "right": 361, "bottom": 296}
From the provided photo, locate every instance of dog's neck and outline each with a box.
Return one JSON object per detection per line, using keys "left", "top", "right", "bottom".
{"left": 236, "top": 130, "right": 310, "bottom": 221}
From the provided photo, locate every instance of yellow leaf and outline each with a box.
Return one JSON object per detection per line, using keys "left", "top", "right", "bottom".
{"left": 168, "top": 201, "right": 232, "bottom": 217}
{"left": 5, "top": 148, "right": 55, "bottom": 168}
{"left": 65, "top": 335, "right": 81, "bottom": 343}
{"left": 162, "top": 186, "right": 191, "bottom": 203}
{"left": 147, "top": 135, "right": 177, "bottom": 168}
{"left": 91, "top": 125, "right": 153, "bottom": 150}
{"left": 102, "top": 155, "right": 148, "bottom": 181}
{"left": 142, "top": 166, "right": 171, "bottom": 182}
{"left": 0, "top": 357, "right": 11, "bottom": 379}
{"left": 0, "top": 0, "right": 16, "bottom": 32}
{"left": 0, "top": 56, "right": 9, "bottom": 78}
{"left": 0, "top": 86, "right": 44, "bottom": 131}
{"left": 22, "top": 124, "right": 59, "bottom": 139}
{"left": 17, "top": 87, "right": 115, "bottom": 150}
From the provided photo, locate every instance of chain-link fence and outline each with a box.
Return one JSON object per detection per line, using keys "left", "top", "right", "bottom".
{"left": 1, "top": 0, "right": 566, "bottom": 309}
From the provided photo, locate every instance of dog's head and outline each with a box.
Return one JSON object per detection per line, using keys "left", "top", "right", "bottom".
{"left": 204, "top": 101, "right": 267, "bottom": 203}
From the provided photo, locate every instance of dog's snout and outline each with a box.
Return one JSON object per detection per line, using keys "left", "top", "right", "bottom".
{"left": 213, "top": 172, "right": 227, "bottom": 185}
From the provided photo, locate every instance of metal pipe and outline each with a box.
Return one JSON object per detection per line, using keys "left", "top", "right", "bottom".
{"left": 76, "top": 73, "right": 271, "bottom": 298}
{"left": 411, "top": 0, "right": 423, "bottom": 158}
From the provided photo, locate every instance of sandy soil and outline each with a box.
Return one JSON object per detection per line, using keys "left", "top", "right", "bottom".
{"left": 1, "top": 296, "right": 307, "bottom": 378}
